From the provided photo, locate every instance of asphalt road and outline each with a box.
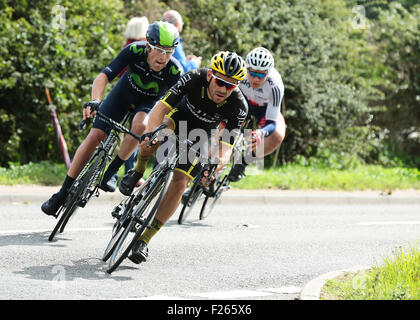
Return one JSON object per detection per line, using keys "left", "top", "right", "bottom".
{"left": 0, "top": 193, "right": 419, "bottom": 300}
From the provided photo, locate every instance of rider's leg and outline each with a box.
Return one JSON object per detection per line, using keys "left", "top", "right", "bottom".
{"left": 101, "top": 111, "right": 148, "bottom": 191}
{"left": 118, "top": 111, "right": 148, "bottom": 159}
{"left": 258, "top": 113, "right": 286, "bottom": 157}
{"left": 42, "top": 81, "right": 131, "bottom": 213}
{"left": 136, "top": 171, "right": 190, "bottom": 243}
{"left": 68, "top": 128, "right": 107, "bottom": 178}
{"left": 128, "top": 170, "right": 191, "bottom": 264}
{"left": 155, "top": 170, "right": 191, "bottom": 224}
{"left": 141, "top": 171, "right": 190, "bottom": 241}
{"left": 41, "top": 128, "right": 106, "bottom": 215}
{"left": 137, "top": 149, "right": 201, "bottom": 246}
{"left": 118, "top": 113, "right": 176, "bottom": 195}
{"left": 229, "top": 114, "right": 286, "bottom": 182}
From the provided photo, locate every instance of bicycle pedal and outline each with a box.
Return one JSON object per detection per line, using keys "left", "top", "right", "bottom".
{"left": 78, "top": 199, "right": 87, "bottom": 208}
{"left": 111, "top": 211, "right": 122, "bottom": 220}
{"left": 111, "top": 204, "right": 123, "bottom": 219}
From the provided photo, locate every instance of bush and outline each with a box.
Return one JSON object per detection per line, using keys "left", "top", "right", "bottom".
{"left": 182, "top": 0, "right": 381, "bottom": 164}
{"left": 1, "top": 0, "right": 419, "bottom": 170}
{"left": 0, "top": 0, "right": 125, "bottom": 167}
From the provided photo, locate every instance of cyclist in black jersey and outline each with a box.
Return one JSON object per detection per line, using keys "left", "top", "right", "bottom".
{"left": 41, "top": 21, "right": 183, "bottom": 217}
{"left": 117, "top": 51, "right": 248, "bottom": 264}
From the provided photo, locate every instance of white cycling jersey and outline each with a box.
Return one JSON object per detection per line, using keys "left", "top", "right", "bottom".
{"left": 239, "top": 68, "right": 284, "bottom": 122}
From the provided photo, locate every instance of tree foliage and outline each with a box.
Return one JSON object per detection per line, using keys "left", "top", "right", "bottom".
{"left": 0, "top": 0, "right": 419, "bottom": 168}
{"left": 371, "top": 3, "right": 420, "bottom": 166}
{"left": 0, "top": 0, "right": 125, "bottom": 165}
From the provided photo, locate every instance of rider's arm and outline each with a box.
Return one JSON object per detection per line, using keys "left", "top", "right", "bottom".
{"left": 146, "top": 71, "right": 196, "bottom": 133}
{"left": 214, "top": 120, "right": 243, "bottom": 174}
{"left": 263, "top": 74, "right": 284, "bottom": 134}
{"left": 259, "top": 120, "right": 276, "bottom": 137}
{"left": 82, "top": 72, "right": 109, "bottom": 119}
{"left": 146, "top": 101, "right": 172, "bottom": 133}
{"left": 91, "top": 72, "right": 109, "bottom": 101}
{"left": 214, "top": 133, "right": 235, "bottom": 174}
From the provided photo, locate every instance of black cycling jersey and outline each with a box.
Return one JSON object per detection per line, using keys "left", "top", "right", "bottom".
{"left": 161, "top": 68, "right": 248, "bottom": 146}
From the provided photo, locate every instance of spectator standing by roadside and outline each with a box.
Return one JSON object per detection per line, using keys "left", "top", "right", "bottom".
{"left": 119, "top": 17, "right": 149, "bottom": 78}
{"left": 162, "top": 10, "right": 201, "bottom": 72}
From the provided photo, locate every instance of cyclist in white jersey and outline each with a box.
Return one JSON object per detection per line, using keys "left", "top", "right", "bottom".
{"left": 228, "top": 47, "right": 286, "bottom": 182}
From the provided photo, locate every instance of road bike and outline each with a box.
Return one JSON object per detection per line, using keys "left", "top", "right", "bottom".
{"left": 48, "top": 109, "right": 143, "bottom": 242}
{"left": 177, "top": 162, "right": 219, "bottom": 224}
{"left": 177, "top": 124, "right": 247, "bottom": 224}
{"left": 102, "top": 128, "right": 214, "bottom": 273}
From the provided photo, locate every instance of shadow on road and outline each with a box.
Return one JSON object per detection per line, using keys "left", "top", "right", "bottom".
{"left": 0, "top": 231, "right": 68, "bottom": 248}
{"left": 13, "top": 257, "right": 134, "bottom": 282}
{"left": 165, "top": 220, "right": 214, "bottom": 228}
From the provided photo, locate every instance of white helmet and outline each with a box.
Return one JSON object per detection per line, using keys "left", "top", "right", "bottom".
{"left": 246, "top": 47, "right": 274, "bottom": 71}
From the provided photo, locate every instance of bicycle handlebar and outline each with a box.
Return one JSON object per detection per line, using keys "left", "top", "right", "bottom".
{"left": 78, "top": 111, "right": 166, "bottom": 144}
{"left": 78, "top": 110, "right": 217, "bottom": 181}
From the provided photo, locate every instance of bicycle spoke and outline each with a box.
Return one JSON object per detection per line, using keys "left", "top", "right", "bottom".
{"left": 178, "top": 179, "right": 204, "bottom": 224}
{"left": 200, "top": 176, "right": 229, "bottom": 220}
{"left": 106, "top": 171, "right": 172, "bottom": 274}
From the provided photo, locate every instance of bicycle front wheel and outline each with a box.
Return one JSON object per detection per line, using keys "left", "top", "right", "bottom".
{"left": 177, "top": 179, "right": 204, "bottom": 225}
{"left": 106, "top": 170, "right": 172, "bottom": 274}
{"left": 48, "top": 150, "right": 105, "bottom": 242}
{"left": 102, "top": 195, "right": 137, "bottom": 262}
{"left": 199, "top": 176, "right": 229, "bottom": 221}
{"left": 48, "top": 199, "right": 78, "bottom": 242}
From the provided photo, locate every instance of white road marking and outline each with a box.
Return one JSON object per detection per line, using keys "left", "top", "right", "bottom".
{"left": 0, "top": 227, "right": 111, "bottom": 235}
{"left": 134, "top": 287, "right": 302, "bottom": 300}
{"left": 118, "top": 295, "right": 186, "bottom": 300}
{"left": 258, "top": 286, "right": 302, "bottom": 294}
{"left": 357, "top": 221, "right": 420, "bottom": 226}
{"left": 191, "top": 289, "right": 273, "bottom": 299}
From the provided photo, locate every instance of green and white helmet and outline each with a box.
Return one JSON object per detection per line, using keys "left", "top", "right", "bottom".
{"left": 146, "top": 21, "right": 180, "bottom": 48}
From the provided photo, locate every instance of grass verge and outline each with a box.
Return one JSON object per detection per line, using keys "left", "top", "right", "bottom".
{"left": 0, "top": 161, "right": 68, "bottom": 186}
{"left": 1, "top": 161, "right": 420, "bottom": 191}
{"left": 230, "top": 164, "right": 420, "bottom": 190}
{"left": 321, "top": 243, "right": 420, "bottom": 300}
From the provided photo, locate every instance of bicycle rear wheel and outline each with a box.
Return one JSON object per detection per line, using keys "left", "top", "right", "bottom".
{"left": 199, "top": 175, "right": 229, "bottom": 221}
{"left": 106, "top": 170, "right": 172, "bottom": 274}
{"left": 177, "top": 178, "right": 204, "bottom": 224}
{"left": 48, "top": 150, "right": 105, "bottom": 242}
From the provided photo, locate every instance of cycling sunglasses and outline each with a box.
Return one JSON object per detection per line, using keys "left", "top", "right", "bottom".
{"left": 248, "top": 70, "right": 268, "bottom": 79}
{"left": 211, "top": 74, "right": 238, "bottom": 90}
{"left": 148, "top": 43, "right": 175, "bottom": 56}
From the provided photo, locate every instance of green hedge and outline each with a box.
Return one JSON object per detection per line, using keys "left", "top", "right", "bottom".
{"left": 0, "top": 0, "right": 419, "bottom": 169}
{"left": 0, "top": 0, "right": 125, "bottom": 165}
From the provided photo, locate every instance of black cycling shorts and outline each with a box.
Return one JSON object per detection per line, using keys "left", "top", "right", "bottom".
{"left": 163, "top": 108, "right": 213, "bottom": 180}
{"left": 93, "top": 78, "right": 157, "bottom": 133}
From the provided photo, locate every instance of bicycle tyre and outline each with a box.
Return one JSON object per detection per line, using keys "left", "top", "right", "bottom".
{"left": 102, "top": 195, "right": 137, "bottom": 262}
{"left": 59, "top": 151, "right": 105, "bottom": 233}
{"left": 102, "top": 168, "right": 163, "bottom": 263}
{"left": 48, "top": 200, "right": 78, "bottom": 242}
{"left": 199, "top": 176, "right": 229, "bottom": 220}
{"left": 48, "top": 150, "right": 105, "bottom": 242}
{"left": 177, "top": 179, "right": 204, "bottom": 225}
{"left": 106, "top": 170, "right": 172, "bottom": 274}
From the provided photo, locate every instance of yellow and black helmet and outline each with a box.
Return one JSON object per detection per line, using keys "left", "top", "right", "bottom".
{"left": 210, "top": 51, "right": 247, "bottom": 81}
